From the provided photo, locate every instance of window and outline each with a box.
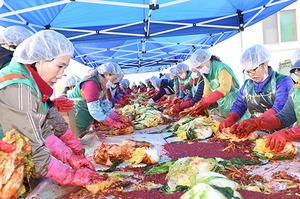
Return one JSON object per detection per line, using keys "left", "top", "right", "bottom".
{"left": 280, "top": 10, "right": 297, "bottom": 42}
{"left": 263, "top": 9, "right": 297, "bottom": 44}
{"left": 263, "top": 14, "right": 279, "bottom": 44}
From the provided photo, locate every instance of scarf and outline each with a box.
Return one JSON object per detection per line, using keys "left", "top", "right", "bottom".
{"left": 26, "top": 65, "right": 53, "bottom": 102}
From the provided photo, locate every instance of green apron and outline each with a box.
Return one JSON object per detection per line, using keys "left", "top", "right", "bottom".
{"left": 192, "top": 76, "right": 204, "bottom": 98}
{"left": 68, "top": 76, "right": 105, "bottom": 130}
{"left": 292, "top": 87, "right": 300, "bottom": 125}
{"left": 203, "top": 60, "right": 241, "bottom": 117}
{"left": 0, "top": 59, "right": 49, "bottom": 138}
{"left": 179, "top": 71, "right": 192, "bottom": 96}
{"left": 243, "top": 71, "right": 285, "bottom": 118}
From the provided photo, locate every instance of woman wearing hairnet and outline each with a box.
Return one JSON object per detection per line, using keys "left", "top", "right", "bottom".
{"left": 263, "top": 58, "right": 300, "bottom": 152}
{"left": 108, "top": 78, "right": 128, "bottom": 107}
{"left": 175, "top": 63, "right": 193, "bottom": 99}
{"left": 220, "top": 45, "right": 294, "bottom": 133}
{"left": 0, "top": 26, "right": 74, "bottom": 113}
{"left": 172, "top": 63, "right": 205, "bottom": 113}
{"left": 0, "top": 26, "right": 33, "bottom": 69}
{"left": 225, "top": 48, "right": 299, "bottom": 146}
{"left": 68, "top": 62, "right": 127, "bottom": 135}
{"left": 170, "top": 66, "right": 180, "bottom": 100}
{"left": 131, "top": 81, "right": 138, "bottom": 93}
{"left": 107, "top": 73, "right": 127, "bottom": 107}
{"left": 187, "top": 49, "right": 240, "bottom": 117}
{"left": 145, "top": 78, "right": 155, "bottom": 92}
{"left": 120, "top": 79, "right": 134, "bottom": 101}
{"left": 147, "top": 76, "right": 174, "bottom": 104}
{"left": 58, "top": 75, "right": 81, "bottom": 98}
{"left": 0, "top": 30, "right": 104, "bottom": 188}
{"left": 138, "top": 80, "right": 147, "bottom": 93}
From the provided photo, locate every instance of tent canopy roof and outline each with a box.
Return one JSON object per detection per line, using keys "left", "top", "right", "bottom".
{"left": 0, "top": 0, "right": 296, "bottom": 73}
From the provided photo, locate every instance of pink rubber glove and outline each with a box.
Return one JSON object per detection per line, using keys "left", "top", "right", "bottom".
{"left": 265, "top": 126, "right": 300, "bottom": 152}
{"left": 52, "top": 98, "right": 74, "bottom": 112}
{"left": 0, "top": 140, "right": 16, "bottom": 153}
{"left": 59, "top": 128, "right": 85, "bottom": 156}
{"left": 45, "top": 134, "right": 95, "bottom": 170}
{"left": 109, "top": 112, "right": 125, "bottom": 123}
{"left": 45, "top": 157, "right": 107, "bottom": 186}
{"left": 102, "top": 116, "right": 126, "bottom": 129}
{"left": 219, "top": 111, "right": 240, "bottom": 132}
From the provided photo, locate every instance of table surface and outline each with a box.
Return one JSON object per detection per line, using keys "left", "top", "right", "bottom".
{"left": 26, "top": 120, "right": 300, "bottom": 199}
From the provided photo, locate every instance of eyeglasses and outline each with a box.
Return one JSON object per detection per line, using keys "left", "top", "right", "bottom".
{"left": 243, "top": 63, "right": 264, "bottom": 76}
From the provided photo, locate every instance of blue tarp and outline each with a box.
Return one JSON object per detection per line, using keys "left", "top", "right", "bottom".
{"left": 0, "top": 0, "right": 296, "bottom": 73}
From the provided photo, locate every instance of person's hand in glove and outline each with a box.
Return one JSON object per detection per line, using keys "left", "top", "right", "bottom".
{"left": 45, "top": 157, "right": 107, "bottom": 186}
{"left": 173, "top": 98, "right": 193, "bottom": 114}
{"left": 117, "top": 99, "right": 128, "bottom": 105}
{"left": 52, "top": 98, "right": 74, "bottom": 112}
{"left": 219, "top": 111, "right": 240, "bottom": 132}
{"left": 265, "top": 126, "right": 300, "bottom": 152}
{"left": 190, "top": 91, "right": 223, "bottom": 117}
{"left": 172, "top": 97, "right": 183, "bottom": 105}
{"left": 109, "top": 111, "right": 125, "bottom": 123}
{"left": 146, "top": 88, "right": 154, "bottom": 94}
{"left": 59, "top": 128, "right": 85, "bottom": 157}
{"left": 230, "top": 113, "right": 281, "bottom": 139}
{"left": 0, "top": 140, "right": 16, "bottom": 153}
{"left": 45, "top": 134, "right": 95, "bottom": 171}
{"left": 102, "top": 116, "right": 126, "bottom": 129}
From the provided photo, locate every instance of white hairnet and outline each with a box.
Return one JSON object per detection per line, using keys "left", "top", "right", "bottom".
{"left": 14, "top": 30, "right": 74, "bottom": 64}
{"left": 120, "top": 79, "right": 130, "bottom": 88}
{"left": 189, "top": 49, "right": 212, "bottom": 68}
{"left": 240, "top": 44, "right": 271, "bottom": 70}
{"left": 176, "top": 63, "right": 189, "bottom": 73}
{"left": 150, "top": 76, "right": 161, "bottom": 87}
{"left": 169, "top": 67, "right": 178, "bottom": 75}
{"left": 118, "top": 73, "right": 124, "bottom": 79}
{"left": 64, "top": 75, "right": 81, "bottom": 87}
{"left": 0, "top": 26, "right": 33, "bottom": 49}
{"left": 291, "top": 48, "right": 300, "bottom": 65}
{"left": 114, "top": 78, "right": 119, "bottom": 83}
{"left": 97, "top": 62, "right": 122, "bottom": 75}
{"left": 164, "top": 73, "right": 171, "bottom": 80}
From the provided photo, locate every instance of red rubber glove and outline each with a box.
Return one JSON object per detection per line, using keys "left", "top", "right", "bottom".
{"left": 219, "top": 111, "right": 240, "bottom": 132}
{"left": 173, "top": 98, "right": 193, "bottom": 113}
{"left": 45, "top": 157, "right": 107, "bottom": 186}
{"left": 147, "top": 88, "right": 154, "bottom": 94}
{"left": 172, "top": 97, "right": 183, "bottom": 105}
{"left": 231, "top": 114, "right": 281, "bottom": 138}
{"left": 117, "top": 99, "right": 128, "bottom": 105}
{"left": 159, "top": 96, "right": 167, "bottom": 102}
{"left": 0, "top": 140, "right": 16, "bottom": 153}
{"left": 266, "top": 126, "right": 300, "bottom": 152}
{"left": 109, "top": 111, "right": 125, "bottom": 123}
{"left": 45, "top": 134, "right": 95, "bottom": 171}
{"left": 59, "top": 128, "right": 85, "bottom": 156}
{"left": 53, "top": 98, "right": 74, "bottom": 112}
{"left": 102, "top": 116, "right": 126, "bottom": 129}
{"left": 192, "top": 91, "right": 224, "bottom": 116}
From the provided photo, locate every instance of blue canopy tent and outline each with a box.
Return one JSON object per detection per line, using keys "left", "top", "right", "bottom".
{"left": 0, "top": 0, "right": 296, "bottom": 73}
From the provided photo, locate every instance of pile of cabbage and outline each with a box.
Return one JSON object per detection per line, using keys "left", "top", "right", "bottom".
{"left": 155, "top": 115, "right": 220, "bottom": 140}
{"left": 252, "top": 137, "right": 298, "bottom": 160}
{"left": 119, "top": 104, "right": 169, "bottom": 130}
{"left": 144, "top": 156, "right": 261, "bottom": 198}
